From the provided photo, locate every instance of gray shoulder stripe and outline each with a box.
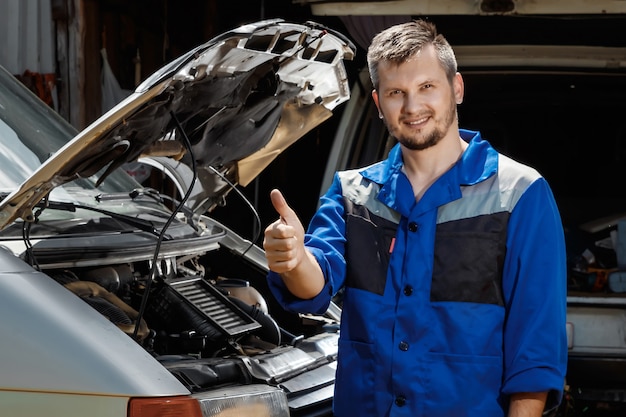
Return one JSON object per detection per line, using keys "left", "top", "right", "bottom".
{"left": 438, "top": 154, "right": 541, "bottom": 224}
{"left": 338, "top": 170, "right": 401, "bottom": 224}
{"left": 338, "top": 154, "right": 540, "bottom": 226}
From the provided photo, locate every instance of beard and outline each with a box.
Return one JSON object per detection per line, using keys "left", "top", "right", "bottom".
{"left": 385, "top": 95, "right": 458, "bottom": 151}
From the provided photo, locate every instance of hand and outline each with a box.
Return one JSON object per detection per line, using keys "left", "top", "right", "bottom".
{"left": 263, "top": 189, "right": 306, "bottom": 274}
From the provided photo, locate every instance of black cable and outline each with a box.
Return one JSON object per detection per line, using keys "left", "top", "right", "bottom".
{"left": 132, "top": 112, "right": 197, "bottom": 340}
{"left": 22, "top": 194, "right": 47, "bottom": 271}
{"left": 206, "top": 165, "right": 261, "bottom": 256}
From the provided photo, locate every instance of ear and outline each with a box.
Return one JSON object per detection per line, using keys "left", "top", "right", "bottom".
{"left": 453, "top": 72, "right": 465, "bottom": 104}
{"left": 372, "top": 90, "right": 383, "bottom": 116}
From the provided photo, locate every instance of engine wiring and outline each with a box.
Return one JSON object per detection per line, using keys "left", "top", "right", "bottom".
{"left": 131, "top": 112, "right": 262, "bottom": 340}
{"left": 206, "top": 164, "right": 262, "bottom": 256}
{"left": 132, "top": 111, "right": 198, "bottom": 340}
{"left": 22, "top": 197, "right": 44, "bottom": 271}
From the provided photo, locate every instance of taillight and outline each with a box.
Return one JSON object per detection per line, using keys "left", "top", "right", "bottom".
{"left": 128, "top": 395, "right": 203, "bottom": 417}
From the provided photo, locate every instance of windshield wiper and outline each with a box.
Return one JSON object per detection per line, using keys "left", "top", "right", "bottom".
{"left": 34, "top": 199, "right": 164, "bottom": 238}
{"left": 96, "top": 188, "right": 198, "bottom": 231}
{"left": 95, "top": 187, "right": 164, "bottom": 204}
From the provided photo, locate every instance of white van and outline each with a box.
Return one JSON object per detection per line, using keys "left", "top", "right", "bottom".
{"left": 304, "top": 1, "right": 626, "bottom": 415}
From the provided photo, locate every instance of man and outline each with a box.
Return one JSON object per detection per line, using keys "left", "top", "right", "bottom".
{"left": 263, "top": 19, "right": 567, "bottom": 417}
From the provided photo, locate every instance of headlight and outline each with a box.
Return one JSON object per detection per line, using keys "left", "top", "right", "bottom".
{"left": 194, "top": 384, "right": 290, "bottom": 417}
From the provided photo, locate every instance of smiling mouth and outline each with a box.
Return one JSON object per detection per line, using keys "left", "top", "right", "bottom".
{"left": 405, "top": 116, "right": 429, "bottom": 126}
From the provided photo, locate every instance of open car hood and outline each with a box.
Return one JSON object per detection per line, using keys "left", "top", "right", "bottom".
{"left": 0, "top": 19, "right": 354, "bottom": 229}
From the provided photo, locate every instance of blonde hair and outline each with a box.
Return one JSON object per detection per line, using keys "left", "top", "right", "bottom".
{"left": 367, "top": 20, "right": 458, "bottom": 89}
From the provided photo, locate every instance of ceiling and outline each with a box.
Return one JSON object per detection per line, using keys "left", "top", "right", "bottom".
{"left": 294, "top": 0, "right": 626, "bottom": 16}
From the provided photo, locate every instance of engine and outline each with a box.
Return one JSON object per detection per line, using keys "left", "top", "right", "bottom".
{"left": 48, "top": 257, "right": 287, "bottom": 359}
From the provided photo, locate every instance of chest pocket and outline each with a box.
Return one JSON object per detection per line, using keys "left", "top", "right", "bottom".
{"left": 344, "top": 201, "right": 398, "bottom": 295}
{"left": 431, "top": 212, "right": 509, "bottom": 306}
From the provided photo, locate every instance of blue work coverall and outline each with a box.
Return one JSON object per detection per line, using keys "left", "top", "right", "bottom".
{"left": 267, "top": 129, "right": 568, "bottom": 417}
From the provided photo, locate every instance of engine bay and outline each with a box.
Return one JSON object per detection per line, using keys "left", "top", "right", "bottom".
{"left": 44, "top": 244, "right": 338, "bottom": 399}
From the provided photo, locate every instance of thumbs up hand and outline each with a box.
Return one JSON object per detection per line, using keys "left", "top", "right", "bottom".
{"left": 263, "top": 189, "right": 306, "bottom": 274}
{"left": 263, "top": 189, "right": 325, "bottom": 299}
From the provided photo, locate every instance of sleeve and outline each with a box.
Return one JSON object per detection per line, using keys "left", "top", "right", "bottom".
{"left": 500, "top": 178, "right": 568, "bottom": 411}
{"left": 267, "top": 173, "right": 349, "bottom": 315}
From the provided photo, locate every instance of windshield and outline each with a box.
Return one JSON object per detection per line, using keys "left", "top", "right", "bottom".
{"left": 0, "top": 66, "right": 144, "bottom": 197}
{"left": 0, "top": 65, "right": 180, "bottom": 240}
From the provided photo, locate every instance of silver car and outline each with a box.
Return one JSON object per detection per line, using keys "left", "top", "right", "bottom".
{"left": 0, "top": 19, "right": 353, "bottom": 417}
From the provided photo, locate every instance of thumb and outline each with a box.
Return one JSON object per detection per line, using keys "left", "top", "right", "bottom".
{"left": 270, "top": 189, "right": 299, "bottom": 226}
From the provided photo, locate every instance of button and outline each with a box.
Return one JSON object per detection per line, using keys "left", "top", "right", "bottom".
{"left": 403, "top": 285, "right": 413, "bottom": 296}
{"left": 395, "top": 395, "right": 407, "bottom": 407}
{"left": 399, "top": 341, "right": 409, "bottom": 351}
{"left": 408, "top": 222, "right": 418, "bottom": 232}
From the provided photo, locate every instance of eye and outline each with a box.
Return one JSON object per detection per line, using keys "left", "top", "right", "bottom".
{"left": 422, "top": 83, "right": 433, "bottom": 89}
{"left": 388, "top": 89, "right": 403, "bottom": 96}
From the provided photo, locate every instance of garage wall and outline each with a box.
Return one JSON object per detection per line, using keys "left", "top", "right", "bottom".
{"left": 0, "top": 0, "right": 354, "bottom": 240}
{"left": 0, "top": 0, "right": 58, "bottom": 109}
{"left": 0, "top": 0, "right": 55, "bottom": 75}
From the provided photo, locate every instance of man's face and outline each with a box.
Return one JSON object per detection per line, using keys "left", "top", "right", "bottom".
{"left": 372, "top": 44, "right": 464, "bottom": 151}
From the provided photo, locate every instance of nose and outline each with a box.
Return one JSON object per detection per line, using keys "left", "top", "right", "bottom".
{"left": 403, "top": 91, "right": 422, "bottom": 114}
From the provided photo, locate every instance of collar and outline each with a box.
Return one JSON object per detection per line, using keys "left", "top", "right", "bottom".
{"left": 360, "top": 129, "right": 497, "bottom": 186}
{"left": 359, "top": 129, "right": 498, "bottom": 213}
